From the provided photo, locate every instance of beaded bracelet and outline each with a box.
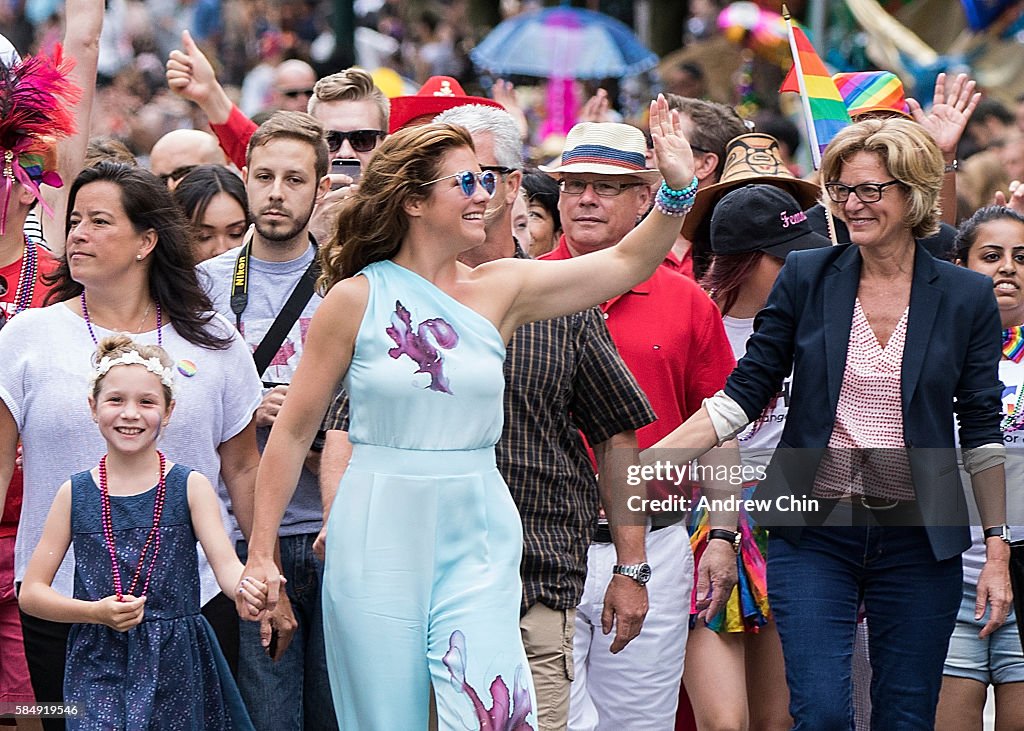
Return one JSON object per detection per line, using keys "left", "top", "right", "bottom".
{"left": 654, "top": 177, "right": 698, "bottom": 217}
{"left": 660, "top": 176, "right": 699, "bottom": 199}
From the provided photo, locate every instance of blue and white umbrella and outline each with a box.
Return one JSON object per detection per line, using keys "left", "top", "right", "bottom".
{"left": 470, "top": 6, "right": 658, "bottom": 80}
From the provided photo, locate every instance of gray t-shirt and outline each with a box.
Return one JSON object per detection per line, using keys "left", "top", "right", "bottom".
{"left": 198, "top": 241, "right": 325, "bottom": 538}
{"left": 0, "top": 304, "right": 262, "bottom": 601}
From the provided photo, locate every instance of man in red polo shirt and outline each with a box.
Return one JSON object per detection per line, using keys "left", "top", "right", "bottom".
{"left": 540, "top": 122, "right": 738, "bottom": 730}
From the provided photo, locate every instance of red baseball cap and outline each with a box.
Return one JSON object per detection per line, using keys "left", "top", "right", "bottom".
{"left": 388, "top": 76, "right": 503, "bottom": 133}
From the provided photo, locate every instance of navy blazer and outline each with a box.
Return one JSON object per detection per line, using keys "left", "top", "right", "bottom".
{"left": 725, "top": 243, "right": 1003, "bottom": 560}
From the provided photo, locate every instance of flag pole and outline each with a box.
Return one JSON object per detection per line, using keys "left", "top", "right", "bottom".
{"left": 782, "top": 4, "right": 839, "bottom": 244}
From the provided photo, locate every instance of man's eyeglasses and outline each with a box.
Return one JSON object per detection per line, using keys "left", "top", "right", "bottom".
{"left": 325, "top": 129, "right": 386, "bottom": 154}
{"left": 824, "top": 180, "right": 903, "bottom": 203}
{"left": 420, "top": 170, "right": 497, "bottom": 198}
{"left": 280, "top": 88, "right": 314, "bottom": 99}
{"left": 480, "top": 165, "right": 515, "bottom": 175}
{"left": 558, "top": 179, "right": 644, "bottom": 197}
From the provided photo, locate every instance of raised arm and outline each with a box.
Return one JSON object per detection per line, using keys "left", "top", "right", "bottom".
{"left": 907, "top": 72, "right": 979, "bottom": 226}
{"left": 166, "top": 30, "right": 254, "bottom": 168}
{"left": 491, "top": 95, "right": 695, "bottom": 332}
{"left": 40, "top": 0, "right": 103, "bottom": 254}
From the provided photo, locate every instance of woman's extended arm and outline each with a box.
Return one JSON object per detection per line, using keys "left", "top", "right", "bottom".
{"left": 241, "top": 276, "right": 366, "bottom": 612}
{"left": 490, "top": 95, "right": 695, "bottom": 330}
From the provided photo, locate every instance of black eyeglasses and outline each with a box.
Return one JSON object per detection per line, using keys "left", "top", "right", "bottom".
{"left": 325, "top": 129, "right": 386, "bottom": 154}
{"left": 480, "top": 165, "right": 515, "bottom": 175}
{"left": 558, "top": 179, "right": 644, "bottom": 197}
{"left": 825, "top": 180, "right": 903, "bottom": 203}
{"left": 280, "top": 88, "right": 314, "bottom": 99}
{"left": 420, "top": 170, "right": 497, "bottom": 198}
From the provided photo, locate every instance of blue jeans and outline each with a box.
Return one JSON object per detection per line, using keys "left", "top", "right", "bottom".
{"left": 236, "top": 534, "right": 338, "bottom": 730}
{"left": 768, "top": 526, "right": 961, "bottom": 730}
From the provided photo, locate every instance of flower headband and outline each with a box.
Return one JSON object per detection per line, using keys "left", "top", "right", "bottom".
{"left": 0, "top": 45, "right": 82, "bottom": 234}
{"left": 92, "top": 350, "right": 176, "bottom": 394}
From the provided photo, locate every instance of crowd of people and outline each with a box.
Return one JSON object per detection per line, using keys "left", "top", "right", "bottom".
{"left": 2, "top": 2, "right": 1024, "bottom": 731}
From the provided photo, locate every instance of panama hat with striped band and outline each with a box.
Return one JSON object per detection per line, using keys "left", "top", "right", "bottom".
{"left": 540, "top": 122, "right": 661, "bottom": 182}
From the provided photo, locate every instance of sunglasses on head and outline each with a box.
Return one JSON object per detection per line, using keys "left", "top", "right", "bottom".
{"left": 280, "top": 88, "right": 314, "bottom": 99}
{"left": 325, "top": 129, "right": 386, "bottom": 153}
{"left": 420, "top": 170, "right": 497, "bottom": 198}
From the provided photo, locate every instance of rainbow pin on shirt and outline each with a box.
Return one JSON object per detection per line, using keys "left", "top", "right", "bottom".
{"left": 177, "top": 359, "right": 198, "bottom": 377}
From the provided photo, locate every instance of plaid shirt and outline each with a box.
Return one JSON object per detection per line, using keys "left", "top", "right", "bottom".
{"left": 499, "top": 306, "right": 654, "bottom": 612}
{"left": 321, "top": 247, "right": 654, "bottom": 613}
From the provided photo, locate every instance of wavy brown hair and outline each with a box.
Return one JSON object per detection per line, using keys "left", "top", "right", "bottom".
{"left": 318, "top": 123, "right": 475, "bottom": 293}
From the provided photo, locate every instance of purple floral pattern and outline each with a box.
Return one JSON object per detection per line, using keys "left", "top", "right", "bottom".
{"left": 442, "top": 630, "right": 535, "bottom": 731}
{"left": 386, "top": 300, "right": 460, "bottom": 394}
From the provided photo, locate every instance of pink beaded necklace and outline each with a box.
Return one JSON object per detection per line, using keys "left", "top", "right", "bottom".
{"left": 0, "top": 236, "right": 37, "bottom": 326}
{"left": 80, "top": 291, "right": 162, "bottom": 347}
{"left": 99, "top": 451, "right": 167, "bottom": 601}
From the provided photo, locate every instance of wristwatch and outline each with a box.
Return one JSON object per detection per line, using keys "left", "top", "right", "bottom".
{"left": 612, "top": 562, "right": 652, "bottom": 586}
{"left": 708, "top": 528, "right": 741, "bottom": 554}
{"left": 983, "top": 524, "right": 1012, "bottom": 544}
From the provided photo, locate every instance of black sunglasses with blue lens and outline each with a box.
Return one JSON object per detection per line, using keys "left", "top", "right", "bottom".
{"left": 420, "top": 170, "right": 498, "bottom": 198}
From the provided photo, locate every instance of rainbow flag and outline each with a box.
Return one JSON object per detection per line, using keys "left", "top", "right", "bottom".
{"left": 779, "top": 23, "right": 850, "bottom": 169}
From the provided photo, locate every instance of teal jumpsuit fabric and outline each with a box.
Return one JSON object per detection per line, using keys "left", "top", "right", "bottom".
{"left": 322, "top": 259, "right": 537, "bottom": 730}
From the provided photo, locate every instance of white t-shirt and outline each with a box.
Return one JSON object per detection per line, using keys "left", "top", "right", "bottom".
{"left": 960, "top": 357, "right": 1024, "bottom": 587}
{"left": 0, "top": 303, "right": 262, "bottom": 601}
{"left": 723, "top": 315, "right": 792, "bottom": 469}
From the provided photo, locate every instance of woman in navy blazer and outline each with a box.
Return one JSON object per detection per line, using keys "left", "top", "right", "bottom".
{"left": 653, "top": 118, "right": 1011, "bottom": 729}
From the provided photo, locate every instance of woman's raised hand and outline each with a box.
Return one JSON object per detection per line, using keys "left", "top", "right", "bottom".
{"left": 649, "top": 94, "right": 695, "bottom": 191}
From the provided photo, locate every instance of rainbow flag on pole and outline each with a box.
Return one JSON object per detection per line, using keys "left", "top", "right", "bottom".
{"left": 779, "top": 12, "right": 850, "bottom": 169}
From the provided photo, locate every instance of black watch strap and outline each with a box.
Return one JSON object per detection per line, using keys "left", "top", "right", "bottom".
{"left": 708, "top": 528, "right": 741, "bottom": 553}
{"left": 983, "top": 525, "right": 1011, "bottom": 543}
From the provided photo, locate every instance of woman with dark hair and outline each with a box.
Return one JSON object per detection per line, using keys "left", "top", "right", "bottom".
{"left": 0, "top": 161, "right": 264, "bottom": 719}
{"left": 173, "top": 165, "right": 251, "bottom": 263}
{"left": 520, "top": 169, "right": 562, "bottom": 257}
{"left": 936, "top": 205, "right": 1024, "bottom": 730}
{"left": 242, "top": 98, "right": 699, "bottom": 730}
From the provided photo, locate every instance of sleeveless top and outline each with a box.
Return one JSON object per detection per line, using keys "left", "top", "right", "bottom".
{"left": 344, "top": 259, "right": 507, "bottom": 451}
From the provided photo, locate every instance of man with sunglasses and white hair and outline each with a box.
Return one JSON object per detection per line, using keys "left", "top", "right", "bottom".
{"left": 540, "top": 121, "right": 739, "bottom": 731}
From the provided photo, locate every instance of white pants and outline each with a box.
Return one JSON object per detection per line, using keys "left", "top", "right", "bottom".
{"left": 568, "top": 523, "right": 693, "bottom": 731}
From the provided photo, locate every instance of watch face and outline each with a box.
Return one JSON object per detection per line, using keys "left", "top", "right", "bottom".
{"left": 637, "top": 563, "right": 652, "bottom": 584}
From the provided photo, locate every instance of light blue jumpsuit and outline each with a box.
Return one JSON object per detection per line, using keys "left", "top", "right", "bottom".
{"left": 322, "top": 259, "right": 538, "bottom": 730}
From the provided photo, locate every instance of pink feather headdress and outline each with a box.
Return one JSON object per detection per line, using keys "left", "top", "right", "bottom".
{"left": 0, "top": 45, "right": 82, "bottom": 234}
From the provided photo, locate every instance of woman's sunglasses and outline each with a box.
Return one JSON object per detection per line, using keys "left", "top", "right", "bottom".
{"left": 419, "top": 170, "right": 497, "bottom": 198}
{"left": 325, "top": 129, "right": 386, "bottom": 154}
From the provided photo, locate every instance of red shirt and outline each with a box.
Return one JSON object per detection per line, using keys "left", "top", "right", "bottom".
{"left": 662, "top": 247, "right": 695, "bottom": 281}
{"left": 1, "top": 244, "right": 59, "bottom": 537}
{"left": 542, "top": 236, "right": 735, "bottom": 449}
{"left": 209, "top": 104, "right": 258, "bottom": 171}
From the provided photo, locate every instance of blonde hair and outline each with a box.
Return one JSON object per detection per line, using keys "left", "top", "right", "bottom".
{"left": 91, "top": 335, "right": 175, "bottom": 406}
{"left": 308, "top": 68, "right": 389, "bottom": 131}
{"left": 820, "top": 117, "right": 944, "bottom": 239}
{"left": 318, "top": 123, "right": 475, "bottom": 293}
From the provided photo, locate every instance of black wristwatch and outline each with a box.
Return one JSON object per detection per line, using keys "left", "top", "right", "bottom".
{"left": 708, "top": 528, "right": 741, "bottom": 554}
{"left": 612, "top": 562, "right": 652, "bottom": 586}
{"left": 983, "top": 524, "right": 1012, "bottom": 544}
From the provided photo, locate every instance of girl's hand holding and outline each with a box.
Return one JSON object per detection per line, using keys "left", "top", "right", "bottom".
{"left": 93, "top": 595, "right": 146, "bottom": 632}
{"left": 237, "top": 575, "right": 268, "bottom": 618}
{"left": 648, "top": 94, "right": 695, "bottom": 191}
